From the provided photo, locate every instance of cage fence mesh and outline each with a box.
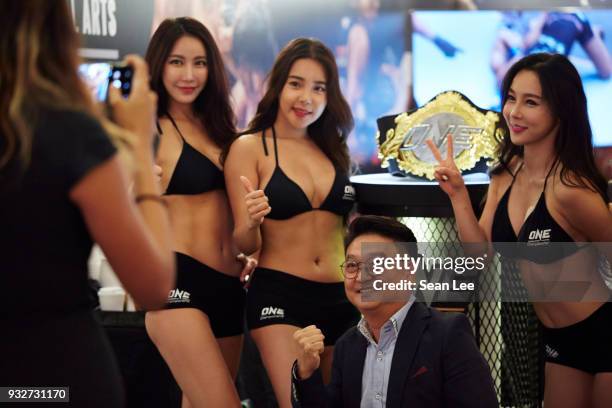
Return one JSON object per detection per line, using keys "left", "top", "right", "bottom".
{"left": 400, "top": 217, "right": 544, "bottom": 408}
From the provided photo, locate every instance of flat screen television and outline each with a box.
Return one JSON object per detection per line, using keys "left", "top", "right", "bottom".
{"left": 412, "top": 9, "right": 612, "bottom": 147}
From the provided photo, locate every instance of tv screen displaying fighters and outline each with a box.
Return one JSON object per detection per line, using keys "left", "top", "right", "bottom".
{"left": 412, "top": 9, "right": 612, "bottom": 148}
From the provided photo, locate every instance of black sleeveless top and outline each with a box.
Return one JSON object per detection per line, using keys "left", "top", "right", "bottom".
{"left": 492, "top": 163, "right": 583, "bottom": 264}
{"left": 261, "top": 126, "right": 355, "bottom": 220}
{"left": 161, "top": 114, "right": 225, "bottom": 195}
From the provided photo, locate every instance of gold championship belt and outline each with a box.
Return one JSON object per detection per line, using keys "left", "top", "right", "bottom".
{"left": 377, "top": 91, "right": 504, "bottom": 180}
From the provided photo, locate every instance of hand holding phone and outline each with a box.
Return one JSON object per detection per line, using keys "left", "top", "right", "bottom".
{"left": 106, "top": 55, "right": 157, "bottom": 150}
{"left": 79, "top": 62, "right": 134, "bottom": 102}
{"left": 108, "top": 64, "right": 134, "bottom": 98}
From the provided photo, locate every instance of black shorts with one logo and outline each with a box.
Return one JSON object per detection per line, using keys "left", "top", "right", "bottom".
{"left": 246, "top": 267, "right": 360, "bottom": 345}
{"left": 543, "top": 300, "right": 612, "bottom": 374}
{"left": 165, "top": 252, "right": 245, "bottom": 338}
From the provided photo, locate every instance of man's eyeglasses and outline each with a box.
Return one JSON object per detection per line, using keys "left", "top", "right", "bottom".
{"left": 340, "top": 260, "right": 371, "bottom": 279}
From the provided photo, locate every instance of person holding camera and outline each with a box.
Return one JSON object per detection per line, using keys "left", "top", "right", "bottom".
{"left": 0, "top": 2, "right": 175, "bottom": 407}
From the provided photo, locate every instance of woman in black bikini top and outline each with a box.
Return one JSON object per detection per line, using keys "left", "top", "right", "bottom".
{"left": 143, "top": 17, "right": 253, "bottom": 407}
{"left": 225, "top": 38, "right": 359, "bottom": 408}
{"left": 428, "top": 53, "right": 611, "bottom": 408}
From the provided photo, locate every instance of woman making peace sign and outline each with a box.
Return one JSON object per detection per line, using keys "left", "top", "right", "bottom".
{"left": 429, "top": 53, "right": 612, "bottom": 408}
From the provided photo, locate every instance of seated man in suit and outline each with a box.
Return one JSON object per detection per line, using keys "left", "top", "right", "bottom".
{"left": 291, "top": 215, "right": 498, "bottom": 407}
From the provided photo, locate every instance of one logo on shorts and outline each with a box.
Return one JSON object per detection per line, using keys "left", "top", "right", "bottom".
{"left": 260, "top": 306, "right": 285, "bottom": 320}
{"left": 168, "top": 289, "right": 191, "bottom": 304}
{"left": 343, "top": 185, "right": 355, "bottom": 201}
{"left": 545, "top": 344, "right": 559, "bottom": 359}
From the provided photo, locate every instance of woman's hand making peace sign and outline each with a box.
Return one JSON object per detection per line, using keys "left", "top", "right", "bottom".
{"left": 426, "top": 135, "right": 466, "bottom": 199}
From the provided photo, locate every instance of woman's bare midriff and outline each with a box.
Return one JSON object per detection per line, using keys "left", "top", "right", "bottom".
{"left": 166, "top": 190, "right": 241, "bottom": 277}
{"left": 494, "top": 164, "right": 611, "bottom": 329}
{"left": 533, "top": 300, "right": 608, "bottom": 329}
{"left": 258, "top": 210, "right": 346, "bottom": 283}
{"left": 522, "top": 248, "right": 610, "bottom": 328}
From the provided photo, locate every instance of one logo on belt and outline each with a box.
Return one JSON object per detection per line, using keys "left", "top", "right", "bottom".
{"left": 376, "top": 91, "right": 501, "bottom": 180}
{"left": 343, "top": 185, "right": 355, "bottom": 201}
{"left": 528, "top": 228, "right": 551, "bottom": 245}
{"left": 260, "top": 306, "right": 285, "bottom": 320}
{"left": 168, "top": 289, "right": 191, "bottom": 303}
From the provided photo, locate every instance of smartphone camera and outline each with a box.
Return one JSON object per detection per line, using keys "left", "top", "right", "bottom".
{"left": 79, "top": 62, "right": 133, "bottom": 102}
{"left": 110, "top": 65, "right": 133, "bottom": 97}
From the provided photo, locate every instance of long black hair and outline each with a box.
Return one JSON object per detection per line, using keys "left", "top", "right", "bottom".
{"left": 241, "top": 38, "right": 353, "bottom": 172}
{"left": 145, "top": 17, "right": 236, "bottom": 164}
{"left": 492, "top": 53, "right": 607, "bottom": 201}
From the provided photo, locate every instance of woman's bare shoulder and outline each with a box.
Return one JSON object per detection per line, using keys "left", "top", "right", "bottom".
{"left": 226, "top": 131, "right": 266, "bottom": 161}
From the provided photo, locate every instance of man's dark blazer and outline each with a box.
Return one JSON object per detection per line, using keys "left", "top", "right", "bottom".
{"left": 291, "top": 302, "right": 498, "bottom": 408}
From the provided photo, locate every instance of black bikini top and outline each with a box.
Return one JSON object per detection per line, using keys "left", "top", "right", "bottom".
{"left": 261, "top": 126, "right": 355, "bottom": 220}
{"left": 160, "top": 114, "right": 225, "bottom": 196}
{"left": 492, "top": 162, "right": 583, "bottom": 264}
